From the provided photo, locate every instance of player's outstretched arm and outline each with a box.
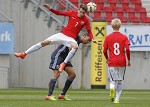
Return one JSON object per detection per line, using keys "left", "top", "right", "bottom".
{"left": 43, "top": 3, "right": 71, "bottom": 16}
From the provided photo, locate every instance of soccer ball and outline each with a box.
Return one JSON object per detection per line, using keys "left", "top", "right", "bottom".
{"left": 87, "top": 2, "right": 97, "bottom": 13}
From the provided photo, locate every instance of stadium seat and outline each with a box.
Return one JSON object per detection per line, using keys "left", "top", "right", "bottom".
{"left": 130, "top": 0, "right": 142, "bottom": 10}
{"left": 96, "top": 3, "right": 104, "bottom": 11}
{"left": 117, "top": 16, "right": 128, "bottom": 23}
{"left": 129, "top": 16, "right": 140, "bottom": 23}
{"left": 141, "top": 17, "right": 150, "bottom": 23}
{"left": 73, "top": 2, "right": 78, "bottom": 7}
{"left": 125, "top": 7, "right": 136, "bottom": 17}
{"left": 103, "top": 7, "right": 113, "bottom": 18}
{"left": 69, "top": 0, "right": 78, "bottom": 7}
{"left": 130, "top": 0, "right": 141, "bottom": 3}
{"left": 69, "top": 0, "right": 78, "bottom": 2}
{"left": 82, "top": 0, "right": 91, "bottom": 4}
{"left": 105, "top": 16, "right": 114, "bottom": 22}
{"left": 114, "top": 7, "right": 124, "bottom": 17}
{"left": 137, "top": 7, "right": 147, "bottom": 18}
{"left": 93, "top": 12, "right": 102, "bottom": 20}
{"left": 119, "top": 0, "right": 129, "bottom": 10}
{"left": 107, "top": 0, "right": 117, "bottom": 9}
{"left": 95, "top": 0, "right": 104, "bottom": 3}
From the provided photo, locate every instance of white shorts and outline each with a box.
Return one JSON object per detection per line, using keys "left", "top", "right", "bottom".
{"left": 108, "top": 67, "right": 126, "bottom": 81}
{"left": 46, "top": 33, "right": 77, "bottom": 47}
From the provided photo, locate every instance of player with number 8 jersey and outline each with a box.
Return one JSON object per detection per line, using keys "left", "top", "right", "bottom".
{"left": 103, "top": 25, "right": 130, "bottom": 67}
{"left": 103, "top": 18, "right": 130, "bottom": 104}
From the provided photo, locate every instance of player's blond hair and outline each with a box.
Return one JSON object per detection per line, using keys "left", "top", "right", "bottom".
{"left": 111, "top": 18, "right": 121, "bottom": 31}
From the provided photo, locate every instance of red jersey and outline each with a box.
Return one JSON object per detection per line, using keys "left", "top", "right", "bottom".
{"left": 50, "top": 8, "right": 93, "bottom": 40}
{"left": 103, "top": 32, "right": 130, "bottom": 67}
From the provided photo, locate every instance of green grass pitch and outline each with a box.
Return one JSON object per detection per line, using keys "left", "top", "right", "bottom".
{"left": 0, "top": 88, "right": 150, "bottom": 107}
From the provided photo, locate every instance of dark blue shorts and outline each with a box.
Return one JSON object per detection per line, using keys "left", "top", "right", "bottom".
{"left": 49, "top": 55, "right": 73, "bottom": 70}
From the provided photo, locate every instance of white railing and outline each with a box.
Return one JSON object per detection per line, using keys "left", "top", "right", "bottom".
{"left": 0, "top": 10, "right": 13, "bottom": 22}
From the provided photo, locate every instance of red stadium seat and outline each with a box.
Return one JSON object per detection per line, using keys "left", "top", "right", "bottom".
{"left": 125, "top": 7, "right": 135, "bottom": 12}
{"left": 103, "top": 7, "right": 113, "bottom": 18}
{"left": 141, "top": 17, "right": 150, "bottom": 23}
{"left": 126, "top": 7, "right": 136, "bottom": 17}
{"left": 129, "top": 16, "right": 140, "bottom": 23}
{"left": 120, "top": 0, "right": 129, "bottom": 10}
{"left": 96, "top": 3, "right": 104, "bottom": 11}
{"left": 103, "top": 6, "right": 113, "bottom": 12}
{"left": 107, "top": 0, "right": 117, "bottom": 9}
{"left": 105, "top": 16, "right": 114, "bottom": 22}
{"left": 118, "top": 16, "right": 128, "bottom": 23}
{"left": 114, "top": 7, "right": 124, "bottom": 17}
{"left": 130, "top": 0, "right": 141, "bottom": 3}
{"left": 137, "top": 7, "right": 147, "bottom": 18}
{"left": 134, "top": 3, "right": 142, "bottom": 10}
{"left": 82, "top": 0, "right": 90, "bottom": 2}
{"left": 130, "top": 0, "right": 142, "bottom": 10}
{"left": 93, "top": 12, "right": 102, "bottom": 20}
{"left": 82, "top": 0, "right": 91, "bottom": 4}
{"left": 72, "top": 2, "right": 78, "bottom": 7}
{"left": 119, "top": 0, "right": 129, "bottom": 3}
{"left": 69, "top": 0, "right": 78, "bottom": 2}
{"left": 95, "top": 0, "right": 104, "bottom": 4}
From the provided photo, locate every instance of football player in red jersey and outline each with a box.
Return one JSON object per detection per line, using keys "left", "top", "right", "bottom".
{"left": 103, "top": 18, "right": 131, "bottom": 104}
{"left": 14, "top": 3, "right": 97, "bottom": 72}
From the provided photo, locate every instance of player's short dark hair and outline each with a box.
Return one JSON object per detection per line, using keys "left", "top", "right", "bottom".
{"left": 79, "top": 4, "right": 87, "bottom": 12}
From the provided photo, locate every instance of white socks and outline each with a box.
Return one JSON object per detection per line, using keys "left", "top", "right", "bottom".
{"left": 115, "top": 81, "right": 123, "bottom": 101}
{"left": 110, "top": 81, "right": 116, "bottom": 89}
{"left": 25, "top": 43, "right": 42, "bottom": 54}
{"left": 64, "top": 48, "right": 77, "bottom": 63}
{"left": 110, "top": 80, "right": 123, "bottom": 101}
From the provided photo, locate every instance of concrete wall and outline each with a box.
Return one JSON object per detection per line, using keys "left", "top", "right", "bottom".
{"left": 0, "top": 0, "right": 150, "bottom": 89}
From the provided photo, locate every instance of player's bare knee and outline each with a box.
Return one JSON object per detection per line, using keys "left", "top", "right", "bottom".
{"left": 73, "top": 72, "right": 76, "bottom": 78}
{"left": 68, "top": 72, "right": 76, "bottom": 79}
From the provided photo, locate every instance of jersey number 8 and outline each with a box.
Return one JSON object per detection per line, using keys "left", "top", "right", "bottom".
{"left": 114, "top": 43, "right": 120, "bottom": 55}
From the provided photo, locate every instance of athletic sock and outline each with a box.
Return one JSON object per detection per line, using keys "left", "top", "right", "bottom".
{"left": 110, "top": 81, "right": 116, "bottom": 89}
{"left": 61, "top": 78, "right": 73, "bottom": 95}
{"left": 48, "top": 79, "right": 57, "bottom": 96}
{"left": 25, "top": 43, "right": 42, "bottom": 54}
{"left": 64, "top": 48, "right": 77, "bottom": 63}
{"left": 115, "top": 81, "right": 123, "bottom": 101}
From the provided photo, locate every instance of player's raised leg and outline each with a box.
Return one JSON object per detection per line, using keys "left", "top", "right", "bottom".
{"left": 14, "top": 40, "right": 50, "bottom": 59}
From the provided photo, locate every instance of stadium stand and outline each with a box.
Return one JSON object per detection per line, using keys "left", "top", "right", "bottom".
{"left": 73, "top": 0, "right": 150, "bottom": 23}
{"left": 31, "top": 0, "right": 150, "bottom": 24}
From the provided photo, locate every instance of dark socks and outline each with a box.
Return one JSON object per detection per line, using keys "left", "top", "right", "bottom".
{"left": 61, "top": 78, "right": 73, "bottom": 95}
{"left": 48, "top": 79, "right": 57, "bottom": 96}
